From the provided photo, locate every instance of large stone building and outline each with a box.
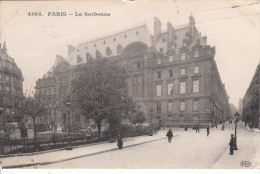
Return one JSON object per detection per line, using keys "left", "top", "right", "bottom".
{"left": 35, "top": 15, "right": 229, "bottom": 129}
{"left": 242, "top": 62, "right": 260, "bottom": 128}
{"left": 0, "top": 41, "right": 24, "bottom": 123}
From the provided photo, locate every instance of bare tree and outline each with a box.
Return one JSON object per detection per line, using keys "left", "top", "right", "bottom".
{"left": 20, "top": 92, "right": 49, "bottom": 145}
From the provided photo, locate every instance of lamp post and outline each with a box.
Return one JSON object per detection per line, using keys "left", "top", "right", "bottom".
{"left": 65, "top": 101, "right": 73, "bottom": 150}
{"left": 234, "top": 111, "right": 239, "bottom": 150}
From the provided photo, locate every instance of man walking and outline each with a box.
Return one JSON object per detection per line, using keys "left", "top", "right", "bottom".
{"left": 166, "top": 129, "right": 173, "bottom": 143}
{"left": 207, "top": 124, "right": 210, "bottom": 136}
{"left": 196, "top": 124, "right": 200, "bottom": 133}
{"left": 229, "top": 134, "right": 235, "bottom": 155}
{"left": 117, "top": 133, "right": 123, "bottom": 150}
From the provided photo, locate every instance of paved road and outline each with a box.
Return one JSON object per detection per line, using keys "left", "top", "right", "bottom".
{"left": 30, "top": 122, "right": 259, "bottom": 169}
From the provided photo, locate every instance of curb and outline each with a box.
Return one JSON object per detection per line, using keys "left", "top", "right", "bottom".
{"left": 2, "top": 136, "right": 175, "bottom": 169}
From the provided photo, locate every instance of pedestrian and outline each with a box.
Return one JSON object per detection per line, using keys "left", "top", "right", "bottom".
{"left": 229, "top": 134, "right": 235, "bottom": 155}
{"left": 117, "top": 133, "right": 123, "bottom": 150}
{"left": 166, "top": 129, "right": 173, "bottom": 143}
{"left": 196, "top": 124, "right": 200, "bottom": 133}
{"left": 207, "top": 124, "right": 210, "bottom": 136}
{"left": 221, "top": 124, "right": 224, "bottom": 131}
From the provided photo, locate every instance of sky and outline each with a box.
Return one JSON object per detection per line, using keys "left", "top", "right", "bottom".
{"left": 0, "top": 0, "right": 259, "bottom": 107}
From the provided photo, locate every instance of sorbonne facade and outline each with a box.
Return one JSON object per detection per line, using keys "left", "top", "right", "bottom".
{"left": 35, "top": 15, "right": 229, "bottom": 129}
{"left": 0, "top": 42, "right": 24, "bottom": 123}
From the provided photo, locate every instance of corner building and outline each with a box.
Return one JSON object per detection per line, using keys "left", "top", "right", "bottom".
{"left": 35, "top": 15, "right": 229, "bottom": 128}
{"left": 0, "top": 42, "right": 24, "bottom": 121}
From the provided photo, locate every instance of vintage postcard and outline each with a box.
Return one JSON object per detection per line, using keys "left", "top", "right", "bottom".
{"left": 0, "top": 0, "right": 259, "bottom": 173}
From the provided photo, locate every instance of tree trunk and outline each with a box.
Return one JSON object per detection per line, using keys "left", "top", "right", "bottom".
{"left": 97, "top": 120, "right": 102, "bottom": 139}
{"left": 32, "top": 117, "right": 38, "bottom": 150}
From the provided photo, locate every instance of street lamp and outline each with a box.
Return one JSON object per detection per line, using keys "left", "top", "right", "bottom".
{"left": 234, "top": 111, "right": 239, "bottom": 150}
{"left": 65, "top": 101, "right": 73, "bottom": 150}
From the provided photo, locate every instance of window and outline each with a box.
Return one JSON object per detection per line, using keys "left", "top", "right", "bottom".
{"left": 193, "top": 80, "right": 200, "bottom": 93}
{"left": 168, "top": 102, "right": 173, "bottom": 112}
{"left": 194, "top": 66, "right": 199, "bottom": 74}
{"left": 156, "top": 84, "right": 162, "bottom": 96}
{"left": 133, "top": 61, "right": 141, "bottom": 69}
{"left": 169, "top": 56, "right": 173, "bottom": 62}
{"left": 133, "top": 85, "right": 140, "bottom": 97}
{"left": 168, "top": 83, "right": 173, "bottom": 95}
{"left": 194, "top": 50, "right": 199, "bottom": 58}
{"left": 157, "top": 103, "right": 161, "bottom": 112}
{"left": 133, "top": 76, "right": 139, "bottom": 84}
{"left": 157, "top": 72, "right": 161, "bottom": 79}
{"left": 180, "top": 81, "right": 186, "bottom": 94}
{"left": 49, "top": 88, "right": 51, "bottom": 94}
{"left": 180, "top": 101, "right": 186, "bottom": 112}
{"left": 181, "top": 68, "right": 186, "bottom": 76}
{"left": 181, "top": 53, "right": 185, "bottom": 60}
{"left": 169, "top": 69, "right": 173, "bottom": 77}
{"left": 193, "top": 100, "right": 199, "bottom": 112}
{"left": 157, "top": 58, "right": 161, "bottom": 64}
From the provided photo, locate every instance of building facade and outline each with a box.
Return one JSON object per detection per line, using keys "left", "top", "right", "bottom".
{"left": 35, "top": 15, "right": 229, "bottom": 129}
{"left": 242, "top": 62, "right": 260, "bottom": 128}
{"left": 0, "top": 41, "right": 24, "bottom": 123}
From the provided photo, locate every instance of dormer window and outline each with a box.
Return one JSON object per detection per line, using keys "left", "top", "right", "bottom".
{"left": 114, "top": 37, "right": 116, "bottom": 41}
{"left": 181, "top": 53, "right": 186, "bottom": 60}
{"left": 117, "top": 44, "right": 123, "bottom": 54}
{"left": 103, "top": 40, "right": 106, "bottom": 44}
{"left": 136, "top": 30, "right": 139, "bottom": 35}
{"left": 94, "top": 43, "right": 96, "bottom": 47}
{"left": 96, "top": 50, "right": 102, "bottom": 59}
{"left": 157, "top": 58, "right": 161, "bottom": 65}
{"left": 194, "top": 50, "right": 199, "bottom": 58}
{"left": 124, "top": 34, "right": 127, "bottom": 39}
{"left": 106, "top": 47, "right": 112, "bottom": 56}
{"left": 169, "top": 56, "right": 173, "bottom": 62}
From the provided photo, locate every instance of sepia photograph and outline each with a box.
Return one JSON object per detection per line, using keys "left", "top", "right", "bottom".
{"left": 0, "top": 0, "right": 259, "bottom": 173}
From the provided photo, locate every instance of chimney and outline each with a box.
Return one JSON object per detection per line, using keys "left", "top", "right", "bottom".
{"left": 2, "top": 41, "right": 7, "bottom": 52}
{"left": 202, "top": 35, "right": 207, "bottom": 44}
{"left": 67, "top": 45, "right": 75, "bottom": 56}
{"left": 154, "top": 16, "right": 162, "bottom": 40}
{"left": 167, "top": 22, "right": 174, "bottom": 48}
{"left": 189, "top": 13, "right": 195, "bottom": 40}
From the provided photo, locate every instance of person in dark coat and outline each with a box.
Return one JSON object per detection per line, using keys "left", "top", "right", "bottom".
{"left": 229, "top": 134, "right": 235, "bottom": 155}
{"left": 207, "top": 124, "right": 210, "bottom": 136}
{"left": 117, "top": 133, "right": 123, "bottom": 150}
{"left": 196, "top": 124, "right": 200, "bottom": 133}
{"left": 166, "top": 129, "right": 173, "bottom": 143}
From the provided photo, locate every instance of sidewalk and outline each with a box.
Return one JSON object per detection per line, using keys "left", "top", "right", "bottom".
{"left": 0, "top": 131, "right": 170, "bottom": 169}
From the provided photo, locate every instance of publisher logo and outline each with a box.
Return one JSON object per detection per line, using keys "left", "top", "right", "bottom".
{"left": 240, "top": 161, "right": 252, "bottom": 167}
